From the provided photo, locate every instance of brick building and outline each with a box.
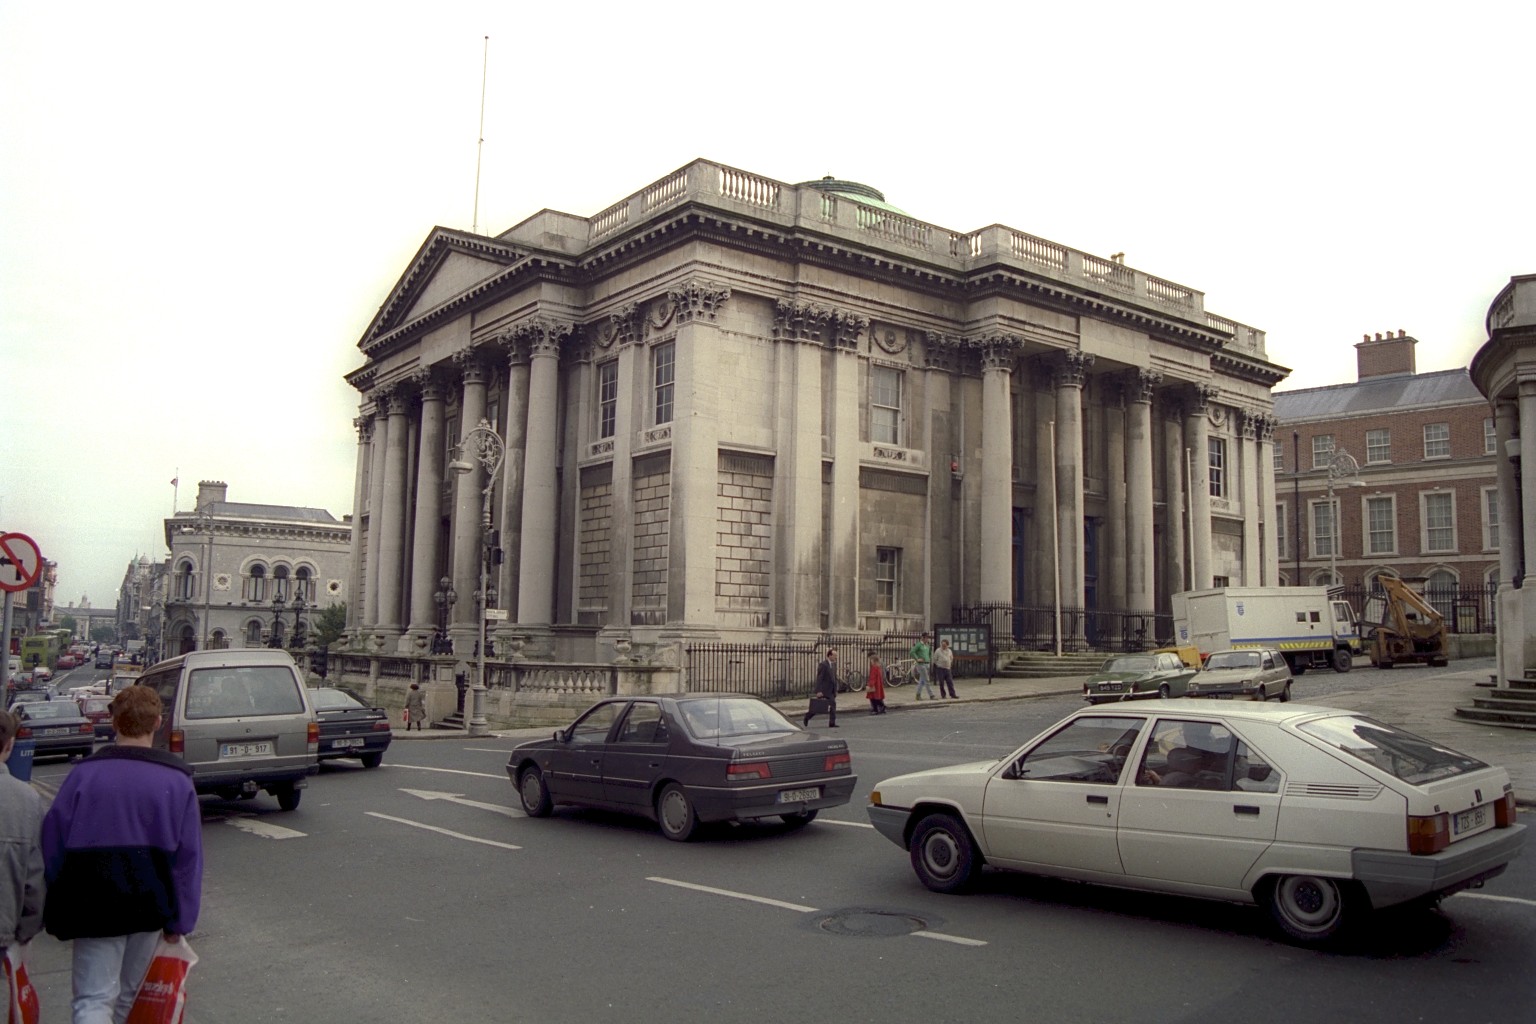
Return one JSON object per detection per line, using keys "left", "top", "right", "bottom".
{"left": 1273, "top": 331, "right": 1498, "bottom": 629}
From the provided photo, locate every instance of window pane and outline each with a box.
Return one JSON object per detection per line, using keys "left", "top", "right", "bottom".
{"left": 1208, "top": 438, "right": 1226, "bottom": 498}
{"left": 1312, "top": 502, "right": 1336, "bottom": 557}
{"left": 875, "top": 547, "right": 899, "bottom": 612}
{"left": 1366, "top": 428, "right": 1390, "bottom": 464}
{"left": 598, "top": 361, "right": 618, "bottom": 439}
{"left": 1423, "top": 423, "right": 1450, "bottom": 459}
{"left": 1484, "top": 418, "right": 1497, "bottom": 455}
{"left": 1366, "top": 497, "right": 1394, "bottom": 554}
{"left": 653, "top": 344, "right": 675, "bottom": 425}
{"left": 870, "top": 366, "right": 902, "bottom": 446}
{"left": 1425, "top": 492, "right": 1453, "bottom": 551}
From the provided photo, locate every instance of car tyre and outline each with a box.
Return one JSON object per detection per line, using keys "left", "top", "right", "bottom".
{"left": 780, "top": 810, "right": 818, "bottom": 828}
{"left": 657, "top": 783, "right": 698, "bottom": 842}
{"left": 360, "top": 751, "right": 383, "bottom": 769}
{"left": 1279, "top": 682, "right": 1292, "bottom": 703}
{"left": 1262, "top": 874, "right": 1357, "bottom": 945}
{"left": 518, "top": 765, "right": 553, "bottom": 817}
{"left": 1157, "top": 683, "right": 1171, "bottom": 699}
{"left": 1333, "top": 649, "right": 1352, "bottom": 673}
{"left": 275, "top": 784, "right": 302, "bottom": 812}
{"left": 910, "top": 813, "right": 981, "bottom": 894}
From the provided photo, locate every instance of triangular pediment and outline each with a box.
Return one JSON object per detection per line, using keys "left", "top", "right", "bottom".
{"left": 357, "top": 228, "right": 523, "bottom": 349}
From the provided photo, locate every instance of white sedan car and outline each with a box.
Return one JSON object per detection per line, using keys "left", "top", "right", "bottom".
{"left": 867, "top": 703, "right": 1524, "bottom": 945}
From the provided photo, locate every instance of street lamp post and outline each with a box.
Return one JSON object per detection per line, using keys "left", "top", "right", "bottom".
{"left": 268, "top": 595, "right": 285, "bottom": 649}
{"left": 448, "top": 418, "right": 504, "bottom": 738}
{"left": 1326, "top": 449, "right": 1362, "bottom": 587}
{"left": 432, "top": 577, "right": 457, "bottom": 654}
{"left": 289, "top": 592, "right": 306, "bottom": 648}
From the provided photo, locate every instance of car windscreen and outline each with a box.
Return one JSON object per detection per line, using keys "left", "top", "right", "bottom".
{"left": 678, "top": 698, "right": 796, "bottom": 741}
{"left": 1205, "top": 652, "right": 1260, "bottom": 670}
{"left": 1299, "top": 715, "right": 1488, "bottom": 784}
{"left": 1102, "top": 656, "right": 1154, "bottom": 673}
{"left": 185, "top": 666, "right": 305, "bottom": 719}
{"left": 309, "top": 688, "right": 364, "bottom": 711}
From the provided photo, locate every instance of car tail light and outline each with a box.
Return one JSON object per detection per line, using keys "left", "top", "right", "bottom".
{"left": 307, "top": 721, "right": 320, "bottom": 753}
{"left": 1407, "top": 812, "right": 1450, "bottom": 854}
{"left": 169, "top": 729, "right": 185, "bottom": 754}
{"left": 16, "top": 726, "right": 31, "bottom": 739}
{"left": 79, "top": 723, "right": 93, "bottom": 735}
{"left": 372, "top": 720, "right": 391, "bottom": 732}
{"left": 1495, "top": 791, "right": 1518, "bottom": 828}
{"left": 824, "top": 751, "right": 851, "bottom": 773}
{"left": 727, "top": 761, "right": 771, "bottom": 780}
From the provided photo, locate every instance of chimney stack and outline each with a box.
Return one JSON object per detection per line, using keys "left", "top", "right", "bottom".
{"left": 195, "top": 480, "right": 228, "bottom": 509}
{"left": 1354, "top": 331, "right": 1418, "bottom": 380}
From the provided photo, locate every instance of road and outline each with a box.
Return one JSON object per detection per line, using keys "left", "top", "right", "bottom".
{"left": 16, "top": 664, "right": 1536, "bottom": 1024}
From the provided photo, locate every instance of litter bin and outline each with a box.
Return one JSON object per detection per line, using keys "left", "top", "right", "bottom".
{"left": 8, "top": 738, "right": 36, "bottom": 783}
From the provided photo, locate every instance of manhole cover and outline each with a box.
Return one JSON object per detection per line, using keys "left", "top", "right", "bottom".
{"left": 818, "top": 910, "right": 927, "bottom": 938}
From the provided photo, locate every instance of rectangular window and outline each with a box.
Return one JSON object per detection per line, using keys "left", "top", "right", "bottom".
{"left": 1483, "top": 487, "right": 1499, "bottom": 550}
{"left": 652, "top": 342, "right": 675, "bottom": 425}
{"left": 1366, "top": 496, "right": 1395, "bottom": 555}
{"left": 875, "top": 547, "right": 900, "bottom": 612}
{"left": 1365, "top": 428, "right": 1391, "bottom": 465}
{"left": 1423, "top": 423, "right": 1450, "bottom": 459}
{"left": 1311, "top": 434, "right": 1335, "bottom": 470}
{"left": 1208, "top": 437, "right": 1227, "bottom": 498}
{"left": 870, "top": 365, "right": 903, "bottom": 446}
{"left": 1311, "top": 500, "right": 1337, "bottom": 558}
{"left": 1272, "top": 444, "right": 1284, "bottom": 473}
{"left": 1276, "top": 503, "right": 1287, "bottom": 560}
{"left": 597, "top": 361, "right": 618, "bottom": 439}
{"left": 1484, "top": 418, "right": 1497, "bottom": 455}
{"left": 1423, "top": 492, "right": 1454, "bottom": 552}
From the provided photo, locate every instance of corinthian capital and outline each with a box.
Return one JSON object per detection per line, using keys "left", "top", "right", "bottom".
{"left": 1052, "top": 350, "right": 1095, "bottom": 389}
{"left": 669, "top": 280, "right": 731, "bottom": 324}
{"left": 971, "top": 332, "right": 1024, "bottom": 372}
{"left": 512, "top": 316, "right": 574, "bottom": 358}
{"left": 1186, "top": 382, "right": 1218, "bottom": 416}
{"left": 1128, "top": 368, "right": 1162, "bottom": 404}
{"left": 772, "top": 300, "right": 868, "bottom": 350}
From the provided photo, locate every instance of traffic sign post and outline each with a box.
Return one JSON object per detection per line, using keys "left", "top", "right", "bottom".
{"left": 0, "top": 532, "right": 43, "bottom": 593}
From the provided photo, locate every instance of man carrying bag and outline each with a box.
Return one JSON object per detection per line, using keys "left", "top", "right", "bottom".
{"left": 802, "top": 649, "right": 841, "bottom": 729}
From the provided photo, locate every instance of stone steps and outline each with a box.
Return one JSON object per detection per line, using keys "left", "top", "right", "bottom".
{"left": 1454, "top": 681, "right": 1536, "bottom": 730}
{"left": 996, "top": 651, "right": 1105, "bottom": 679}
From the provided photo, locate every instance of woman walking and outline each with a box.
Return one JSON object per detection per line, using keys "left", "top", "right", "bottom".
{"left": 865, "top": 652, "right": 887, "bottom": 715}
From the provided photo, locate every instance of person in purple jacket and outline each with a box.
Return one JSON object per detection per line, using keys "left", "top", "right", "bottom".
{"left": 42, "top": 685, "right": 203, "bottom": 1024}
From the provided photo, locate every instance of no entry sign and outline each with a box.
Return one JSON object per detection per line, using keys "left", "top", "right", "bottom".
{"left": 0, "top": 532, "right": 43, "bottom": 593}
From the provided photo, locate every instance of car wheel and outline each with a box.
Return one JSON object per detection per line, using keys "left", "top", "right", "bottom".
{"left": 360, "top": 751, "right": 383, "bottom": 769}
{"left": 910, "top": 813, "right": 981, "bottom": 894}
{"left": 518, "top": 765, "right": 553, "bottom": 817}
{"left": 1333, "top": 649, "right": 1352, "bottom": 673}
{"left": 1279, "top": 682, "right": 1292, "bottom": 703}
{"left": 1262, "top": 874, "right": 1356, "bottom": 944}
{"left": 275, "top": 784, "right": 302, "bottom": 812}
{"left": 656, "top": 783, "right": 698, "bottom": 842}
{"left": 1157, "top": 683, "right": 1171, "bottom": 699}
{"left": 780, "top": 810, "right": 818, "bottom": 828}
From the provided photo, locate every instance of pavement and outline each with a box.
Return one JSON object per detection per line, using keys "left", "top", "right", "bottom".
{"left": 394, "top": 655, "right": 1536, "bottom": 806}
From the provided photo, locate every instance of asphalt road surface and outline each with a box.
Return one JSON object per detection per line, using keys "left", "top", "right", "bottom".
{"left": 18, "top": 668, "right": 1536, "bottom": 1024}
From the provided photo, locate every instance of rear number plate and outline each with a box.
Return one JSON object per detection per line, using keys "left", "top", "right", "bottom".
{"left": 41, "top": 727, "right": 69, "bottom": 737}
{"left": 220, "top": 741, "right": 273, "bottom": 759}
{"left": 777, "top": 787, "right": 821, "bottom": 803}
{"left": 1453, "top": 806, "right": 1487, "bottom": 835}
{"left": 332, "top": 738, "right": 365, "bottom": 748}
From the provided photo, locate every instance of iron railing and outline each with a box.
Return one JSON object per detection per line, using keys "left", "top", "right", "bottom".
{"left": 684, "top": 632, "right": 928, "bottom": 699}
{"left": 951, "top": 604, "right": 1171, "bottom": 653}
{"left": 1336, "top": 583, "right": 1498, "bottom": 636}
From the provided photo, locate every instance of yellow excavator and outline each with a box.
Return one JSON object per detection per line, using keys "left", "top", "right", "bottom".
{"left": 1364, "top": 575, "right": 1449, "bottom": 669}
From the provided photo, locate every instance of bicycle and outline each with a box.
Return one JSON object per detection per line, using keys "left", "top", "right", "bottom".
{"left": 882, "top": 659, "right": 919, "bottom": 688}
{"left": 838, "top": 665, "right": 866, "bottom": 693}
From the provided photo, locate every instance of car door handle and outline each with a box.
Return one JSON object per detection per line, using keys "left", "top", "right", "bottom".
{"left": 1234, "top": 805, "right": 1261, "bottom": 815}
{"left": 1087, "top": 794, "right": 1109, "bottom": 805}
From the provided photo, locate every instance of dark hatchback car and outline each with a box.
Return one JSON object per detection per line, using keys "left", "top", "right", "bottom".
{"left": 308, "top": 687, "right": 392, "bottom": 768}
{"left": 507, "top": 694, "right": 857, "bottom": 841}
{"left": 15, "top": 700, "right": 96, "bottom": 760}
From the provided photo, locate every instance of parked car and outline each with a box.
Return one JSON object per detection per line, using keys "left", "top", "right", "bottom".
{"left": 507, "top": 694, "right": 857, "bottom": 841}
{"left": 867, "top": 703, "right": 1524, "bottom": 945}
{"left": 14, "top": 699, "right": 96, "bottom": 760}
{"left": 135, "top": 649, "right": 319, "bottom": 811}
{"left": 77, "top": 694, "right": 116, "bottom": 739}
{"left": 1187, "top": 648, "right": 1293, "bottom": 701}
{"left": 1083, "top": 651, "right": 1196, "bottom": 704}
{"left": 308, "top": 687, "right": 392, "bottom": 768}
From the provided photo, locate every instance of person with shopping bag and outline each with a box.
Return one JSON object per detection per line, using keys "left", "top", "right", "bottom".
{"left": 41, "top": 685, "right": 203, "bottom": 1024}
{"left": 2, "top": 709, "right": 45, "bottom": 1024}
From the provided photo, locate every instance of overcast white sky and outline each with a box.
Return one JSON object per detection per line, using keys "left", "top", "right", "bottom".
{"left": 2, "top": 2, "right": 1532, "bottom": 611}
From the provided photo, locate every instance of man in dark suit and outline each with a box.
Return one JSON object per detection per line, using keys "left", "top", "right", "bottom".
{"left": 803, "top": 649, "right": 841, "bottom": 729}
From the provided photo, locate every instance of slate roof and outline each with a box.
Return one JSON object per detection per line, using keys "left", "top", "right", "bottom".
{"left": 176, "top": 502, "right": 342, "bottom": 525}
{"left": 1272, "top": 368, "right": 1483, "bottom": 422}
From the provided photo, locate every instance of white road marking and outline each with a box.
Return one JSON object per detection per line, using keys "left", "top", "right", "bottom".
{"left": 386, "top": 764, "right": 506, "bottom": 780}
{"left": 1455, "top": 892, "right": 1536, "bottom": 908}
{"left": 365, "top": 812, "right": 521, "bottom": 850}
{"left": 816, "top": 817, "right": 874, "bottom": 829}
{"left": 216, "top": 815, "right": 307, "bottom": 841}
{"left": 647, "top": 876, "right": 819, "bottom": 913}
{"left": 399, "top": 788, "right": 524, "bottom": 819}
{"left": 912, "top": 930, "right": 989, "bottom": 947}
{"left": 464, "top": 747, "right": 511, "bottom": 753}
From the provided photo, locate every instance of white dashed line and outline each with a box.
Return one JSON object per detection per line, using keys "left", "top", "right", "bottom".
{"left": 912, "top": 930, "right": 988, "bottom": 947}
{"left": 1455, "top": 892, "right": 1536, "bottom": 908}
{"left": 385, "top": 764, "right": 506, "bottom": 780}
{"left": 365, "top": 812, "right": 521, "bottom": 850}
{"left": 647, "top": 876, "right": 818, "bottom": 913}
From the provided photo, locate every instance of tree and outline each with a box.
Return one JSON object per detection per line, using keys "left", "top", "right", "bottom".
{"left": 58, "top": 614, "right": 78, "bottom": 636}
{"left": 313, "top": 602, "right": 347, "bottom": 647}
{"left": 90, "top": 625, "right": 117, "bottom": 643}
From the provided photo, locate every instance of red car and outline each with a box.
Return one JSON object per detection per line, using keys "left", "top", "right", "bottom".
{"left": 77, "top": 695, "right": 115, "bottom": 739}
{"left": 57, "top": 654, "right": 78, "bottom": 669}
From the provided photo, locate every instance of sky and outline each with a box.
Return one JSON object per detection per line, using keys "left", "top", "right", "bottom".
{"left": 2, "top": 1, "right": 1532, "bottom": 611}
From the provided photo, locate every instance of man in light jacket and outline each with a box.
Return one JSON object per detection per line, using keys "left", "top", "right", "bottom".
{"left": 1, "top": 710, "right": 45, "bottom": 959}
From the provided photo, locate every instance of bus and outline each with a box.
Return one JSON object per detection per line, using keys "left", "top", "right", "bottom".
{"left": 20, "top": 633, "right": 62, "bottom": 671}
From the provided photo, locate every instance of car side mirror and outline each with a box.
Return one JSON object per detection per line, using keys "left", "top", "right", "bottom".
{"left": 553, "top": 729, "right": 567, "bottom": 743}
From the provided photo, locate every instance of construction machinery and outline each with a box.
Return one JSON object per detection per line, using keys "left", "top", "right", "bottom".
{"left": 1363, "top": 576, "right": 1449, "bottom": 669}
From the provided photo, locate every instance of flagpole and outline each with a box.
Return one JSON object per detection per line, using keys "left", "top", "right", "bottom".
{"left": 172, "top": 470, "right": 179, "bottom": 514}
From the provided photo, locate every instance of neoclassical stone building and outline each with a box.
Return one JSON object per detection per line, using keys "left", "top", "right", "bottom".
{"left": 344, "top": 160, "right": 1286, "bottom": 659}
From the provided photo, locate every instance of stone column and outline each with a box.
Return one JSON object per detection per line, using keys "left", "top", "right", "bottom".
{"left": 1520, "top": 381, "right": 1536, "bottom": 585}
{"left": 1495, "top": 399, "right": 1523, "bottom": 587}
{"left": 1103, "top": 382, "right": 1127, "bottom": 611}
{"left": 978, "top": 334, "right": 1022, "bottom": 606}
{"left": 1240, "top": 410, "right": 1262, "bottom": 586}
{"left": 773, "top": 302, "right": 825, "bottom": 630}
{"left": 1258, "top": 416, "right": 1280, "bottom": 585}
{"left": 496, "top": 341, "right": 530, "bottom": 629}
{"left": 362, "top": 399, "right": 389, "bottom": 631}
{"left": 1125, "top": 370, "right": 1159, "bottom": 614}
{"left": 1054, "top": 351, "right": 1092, "bottom": 636}
{"left": 449, "top": 355, "right": 489, "bottom": 644}
{"left": 345, "top": 414, "right": 370, "bottom": 635}
{"left": 1031, "top": 367, "right": 1055, "bottom": 608}
{"left": 516, "top": 319, "right": 569, "bottom": 628}
{"left": 825, "top": 311, "right": 865, "bottom": 630}
{"left": 375, "top": 390, "right": 410, "bottom": 639}
{"left": 1162, "top": 399, "right": 1186, "bottom": 597}
{"left": 1185, "top": 384, "right": 1216, "bottom": 590}
{"left": 405, "top": 376, "right": 446, "bottom": 651}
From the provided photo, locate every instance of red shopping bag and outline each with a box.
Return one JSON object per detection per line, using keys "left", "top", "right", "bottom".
{"left": 124, "top": 938, "right": 198, "bottom": 1024}
{"left": 4, "top": 944, "right": 40, "bottom": 1024}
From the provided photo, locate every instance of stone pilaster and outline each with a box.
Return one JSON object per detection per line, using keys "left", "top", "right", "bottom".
{"left": 1240, "top": 409, "right": 1262, "bottom": 587}
{"left": 1103, "top": 379, "right": 1127, "bottom": 612}
{"left": 363, "top": 398, "right": 389, "bottom": 630}
{"left": 405, "top": 375, "right": 447, "bottom": 651}
{"left": 496, "top": 338, "right": 529, "bottom": 632}
{"left": 516, "top": 318, "right": 572, "bottom": 628}
{"left": 1520, "top": 381, "right": 1536, "bottom": 585}
{"left": 1495, "top": 399, "right": 1523, "bottom": 586}
{"left": 1053, "top": 351, "right": 1093, "bottom": 634}
{"left": 1162, "top": 397, "right": 1187, "bottom": 599}
{"left": 450, "top": 353, "right": 489, "bottom": 645}
{"left": 345, "top": 415, "right": 370, "bottom": 635}
{"left": 376, "top": 389, "right": 411, "bottom": 637}
{"left": 1257, "top": 415, "right": 1280, "bottom": 586}
{"left": 1125, "top": 370, "right": 1159, "bottom": 614}
{"left": 975, "top": 333, "right": 1022, "bottom": 606}
{"left": 1185, "top": 384, "right": 1217, "bottom": 590}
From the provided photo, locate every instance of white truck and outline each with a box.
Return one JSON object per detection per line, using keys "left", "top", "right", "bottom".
{"left": 1171, "top": 586, "right": 1362, "bottom": 674}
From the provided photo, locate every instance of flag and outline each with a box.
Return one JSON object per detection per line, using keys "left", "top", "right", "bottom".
{"left": 170, "top": 477, "right": 178, "bottom": 487}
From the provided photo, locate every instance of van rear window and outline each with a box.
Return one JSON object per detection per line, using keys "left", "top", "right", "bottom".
{"left": 185, "top": 666, "right": 305, "bottom": 719}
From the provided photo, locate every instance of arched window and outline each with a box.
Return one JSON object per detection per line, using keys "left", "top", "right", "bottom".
{"left": 245, "top": 620, "right": 263, "bottom": 646}
{"left": 210, "top": 629, "right": 227, "bottom": 650}
{"left": 295, "top": 566, "right": 312, "bottom": 604}
{"left": 175, "top": 560, "right": 196, "bottom": 601}
{"left": 273, "top": 565, "right": 290, "bottom": 602}
{"left": 1424, "top": 568, "right": 1458, "bottom": 623}
{"left": 245, "top": 564, "right": 267, "bottom": 603}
